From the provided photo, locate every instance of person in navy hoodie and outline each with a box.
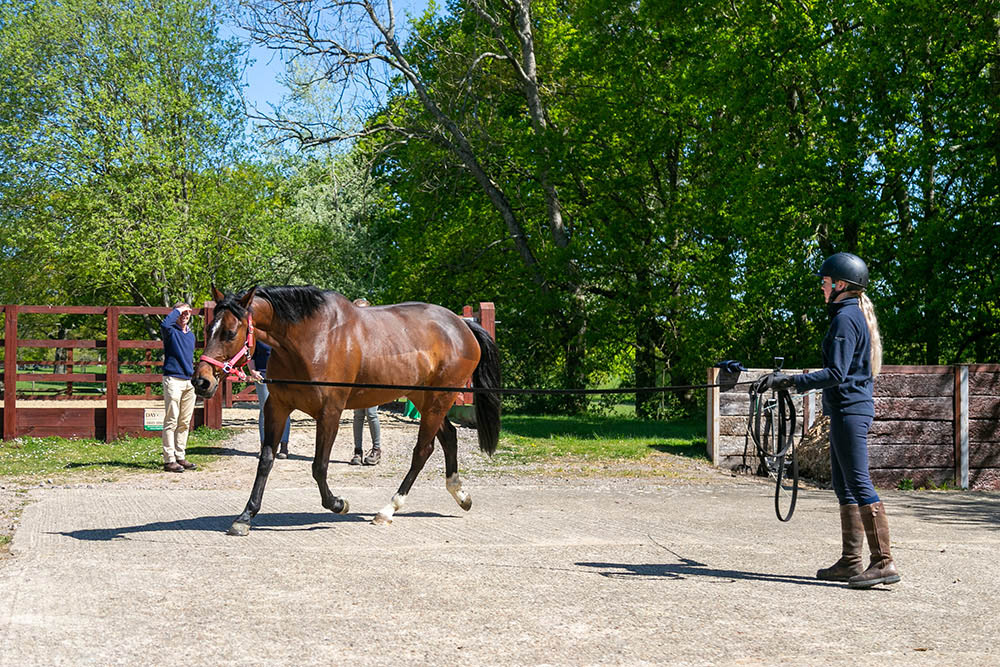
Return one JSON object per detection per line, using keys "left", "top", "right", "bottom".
{"left": 756, "top": 253, "right": 900, "bottom": 589}
{"left": 160, "top": 303, "right": 198, "bottom": 473}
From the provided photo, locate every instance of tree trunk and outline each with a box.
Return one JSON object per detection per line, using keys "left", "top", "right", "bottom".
{"left": 562, "top": 291, "right": 588, "bottom": 413}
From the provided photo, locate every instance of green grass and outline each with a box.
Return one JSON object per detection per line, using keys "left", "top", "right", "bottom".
{"left": 495, "top": 413, "right": 707, "bottom": 463}
{"left": 0, "top": 427, "right": 234, "bottom": 479}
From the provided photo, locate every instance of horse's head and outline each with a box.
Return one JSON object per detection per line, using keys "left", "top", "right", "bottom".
{"left": 192, "top": 286, "right": 257, "bottom": 399}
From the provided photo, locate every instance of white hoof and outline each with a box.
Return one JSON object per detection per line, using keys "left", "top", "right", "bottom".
{"left": 372, "top": 512, "right": 393, "bottom": 525}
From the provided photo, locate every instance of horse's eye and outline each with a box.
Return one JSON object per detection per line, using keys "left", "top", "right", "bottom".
{"left": 223, "top": 330, "right": 238, "bottom": 342}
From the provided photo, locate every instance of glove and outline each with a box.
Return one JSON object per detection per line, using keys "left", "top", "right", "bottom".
{"left": 714, "top": 360, "right": 748, "bottom": 373}
{"left": 756, "top": 372, "right": 795, "bottom": 392}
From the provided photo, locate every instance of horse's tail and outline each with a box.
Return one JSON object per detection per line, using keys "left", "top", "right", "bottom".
{"left": 465, "top": 320, "right": 501, "bottom": 456}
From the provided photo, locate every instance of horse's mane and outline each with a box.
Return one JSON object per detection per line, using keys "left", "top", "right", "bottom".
{"left": 256, "top": 285, "right": 332, "bottom": 323}
{"left": 215, "top": 285, "right": 331, "bottom": 324}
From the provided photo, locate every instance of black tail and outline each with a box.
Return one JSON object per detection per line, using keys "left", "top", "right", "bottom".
{"left": 466, "top": 320, "right": 501, "bottom": 455}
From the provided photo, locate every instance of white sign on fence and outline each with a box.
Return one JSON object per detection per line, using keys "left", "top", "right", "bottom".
{"left": 143, "top": 409, "right": 164, "bottom": 431}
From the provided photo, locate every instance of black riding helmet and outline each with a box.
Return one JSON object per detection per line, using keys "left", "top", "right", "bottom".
{"left": 816, "top": 252, "right": 868, "bottom": 290}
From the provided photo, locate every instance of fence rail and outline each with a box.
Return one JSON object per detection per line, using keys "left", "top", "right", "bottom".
{"left": 2, "top": 304, "right": 222, "bottom": 441}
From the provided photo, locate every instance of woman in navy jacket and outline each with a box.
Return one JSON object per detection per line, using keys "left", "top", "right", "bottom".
{"left": 759, "top": 253, "right": 900, "bottom": 589}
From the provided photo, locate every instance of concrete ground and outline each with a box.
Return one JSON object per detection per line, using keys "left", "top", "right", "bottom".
{"left": 1, "top": 417, "right": 999, "bottom": 666}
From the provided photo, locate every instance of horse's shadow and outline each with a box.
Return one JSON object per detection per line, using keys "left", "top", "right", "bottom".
{"left": 55, "top": 510, "right": 458, "bottom": 541}
{"left": 576, "top": 559, "right": 845, "bottom": 588}
{"left": 56, "top": 511, "right": 366, "bottom": 541}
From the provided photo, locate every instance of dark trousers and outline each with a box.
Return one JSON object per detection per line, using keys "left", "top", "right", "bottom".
{"left": 829, "top": 412, "right": 880, "bottom": 506}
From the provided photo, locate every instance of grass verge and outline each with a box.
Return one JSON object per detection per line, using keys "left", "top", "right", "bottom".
{"left": 493, "top": 414, "right": 707, "bottom": 464}
{"left": 0, "top": 426, "right": 234, "bottom": 481}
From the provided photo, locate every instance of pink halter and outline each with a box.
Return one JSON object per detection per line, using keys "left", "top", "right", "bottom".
{"left": 200, "top": 313, "right": 255, "bottom": 382}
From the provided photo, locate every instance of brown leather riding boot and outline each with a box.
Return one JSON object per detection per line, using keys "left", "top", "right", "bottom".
{"left": 849, "top": 501, "right": 901, "bottom": 588}
{"left": 816, "top": 504, "right": 864, "bottom": 581}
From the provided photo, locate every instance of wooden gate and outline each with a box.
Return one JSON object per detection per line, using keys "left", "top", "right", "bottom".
{"left": 1, "top": 304, "right": 222, "bottom": 442}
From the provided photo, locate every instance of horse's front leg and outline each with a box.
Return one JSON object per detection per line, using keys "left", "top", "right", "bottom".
{"left": 313, "top": 411, "right": 350, "bottom": 515}
{"left": 228, "top": 402, "right": 292, "bottom": 536}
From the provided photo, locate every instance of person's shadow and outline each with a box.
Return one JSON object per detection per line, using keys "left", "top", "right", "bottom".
{"left": 577, "top": 557, "right": 844, "bottom": 588}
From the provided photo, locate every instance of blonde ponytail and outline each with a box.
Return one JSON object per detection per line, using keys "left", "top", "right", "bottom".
{"left": 858, "top": 292, "right": 883, "bottom": 377}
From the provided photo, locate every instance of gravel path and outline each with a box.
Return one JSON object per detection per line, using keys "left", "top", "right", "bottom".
{"left": 2, "top": 416, "right": 1000, "bottom": 665}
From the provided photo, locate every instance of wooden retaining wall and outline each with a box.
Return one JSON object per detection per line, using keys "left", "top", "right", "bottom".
{"left": 707, "top": 364, "right": 1000, "bottom": 490}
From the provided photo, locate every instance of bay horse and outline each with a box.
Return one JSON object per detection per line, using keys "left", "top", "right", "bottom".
{"left": 192, "top": 286, "right": 501, "bottom": 536}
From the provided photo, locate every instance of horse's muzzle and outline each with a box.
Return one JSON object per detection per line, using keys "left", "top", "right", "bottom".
{"left": 191, "top": 373, "right": 217, "bottom": 399}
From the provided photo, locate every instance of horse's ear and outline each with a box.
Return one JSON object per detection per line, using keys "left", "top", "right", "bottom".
{"left": 211, "top": 285, "right": 225, "bottom": 302}
{"left": 240, "top": 286, "right": 257, "bottom": 310}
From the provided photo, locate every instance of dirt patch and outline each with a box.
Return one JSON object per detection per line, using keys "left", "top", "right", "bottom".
{"left": 0, "top": 483, "right": 32, "bottom": 559}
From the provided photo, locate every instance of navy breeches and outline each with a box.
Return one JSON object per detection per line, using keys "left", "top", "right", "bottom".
{"left": 828, "top": 412, "right": 880, "bottom": 506}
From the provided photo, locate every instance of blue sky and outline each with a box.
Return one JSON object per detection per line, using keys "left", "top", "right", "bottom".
{"left": 225, "top": 1, "right": 434, "bottom": 113}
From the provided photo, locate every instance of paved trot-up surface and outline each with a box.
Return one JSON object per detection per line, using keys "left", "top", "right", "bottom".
{"left": 2, "top": 422, "right": 999, "bottom": 665}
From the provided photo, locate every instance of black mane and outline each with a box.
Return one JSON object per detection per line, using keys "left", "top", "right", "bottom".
{"left": 213, "top": 292, "right": 247, "bottom": 321}
{"left": 256, "top": 285, "right": 331, "bottom": 323}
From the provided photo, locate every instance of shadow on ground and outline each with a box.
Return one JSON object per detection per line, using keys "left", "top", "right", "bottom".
{"left": 53, "top": 509, "right": 461, "bottom": 541}
{"left": 893, "top": 492, "right": 1000, "bottom": 530}
{"left": 576, "top": 560, "right": 847, "bottom": 588}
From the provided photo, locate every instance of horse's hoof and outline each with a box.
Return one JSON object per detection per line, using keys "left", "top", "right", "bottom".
{"left": 325, "top": 497, "right": 350, "bottom": 514}
{"left": 227, "top": 522, "right": 250, "bottom": 537}
{"left": 459, "top": 497, "right": 472, "bottom": 512}
{"left": 372, "top": 512, "right": 392, "bottom": 525}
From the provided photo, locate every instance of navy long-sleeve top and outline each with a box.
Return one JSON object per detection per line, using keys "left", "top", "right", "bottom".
{"left": 161, "top": 308, "right": 196, "bottom": 380}
{"left": 252, "top": 341, "right": 272, "bottom": 375}
{"left": 792, "top": 297, "right": 875, "bottom": 417}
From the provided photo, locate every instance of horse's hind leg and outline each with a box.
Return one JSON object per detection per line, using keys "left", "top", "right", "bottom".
{"left": 438, "top": 418, "right": 472, "bottom": 511}
{"left": 373, "top": 410, "right": 444, "bottom": 525}
{"left": 312, "top": 412, "right": 350, "bottom": 515}
{"left": 228, "top": 402, "right": 292, "bottom": 536}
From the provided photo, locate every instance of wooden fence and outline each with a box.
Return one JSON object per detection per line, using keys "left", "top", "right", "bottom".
{"left": 706, "top": 364, "right": 1000, "bottom": 490}
{"left": 1, "top": 301, "right": 496, "bottom": 442}
{"left": 1, "top": 304, "right": 222, "bottom": 441}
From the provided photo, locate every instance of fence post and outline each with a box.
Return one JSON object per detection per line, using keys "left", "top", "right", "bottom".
{"left": 106, "top": 306, "right": 120, "bottom": 442}
{"left": 203, "top": 302, "right": 222, "bottom": 429}
{"left": 3, "top": 306, "right": 17, "bottom": 440}
{"left": 144, "top": 350, "right": 153, "bottom": 399}
{"left": 707, "top": 366, "right": 720, "bottom": 465}
{"left": 66, "top": 348, "right": 74, "bottom": 397}
{"left": 477, "top": 302, "right": 496, "bottom": 339}
{"left": 954, "top": 364, "right": 969, "bottom": 489}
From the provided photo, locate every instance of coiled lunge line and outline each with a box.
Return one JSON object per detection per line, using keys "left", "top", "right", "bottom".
{"left": 744, "top": 379, "right": 799, "bottom": 522}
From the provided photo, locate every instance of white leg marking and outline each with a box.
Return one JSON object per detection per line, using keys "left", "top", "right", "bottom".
{"left": 374, "top": 493, "right": 406, "bottom": 525}
{"left": 447, "top": 473, "right": 472, "bottom": 510}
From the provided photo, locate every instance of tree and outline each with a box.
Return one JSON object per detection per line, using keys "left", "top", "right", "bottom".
{"left": 0, "top": 0, "right": 245, "bottom": 309}
{"left": 239, "top": 0, "right": 600, "bottom": 408}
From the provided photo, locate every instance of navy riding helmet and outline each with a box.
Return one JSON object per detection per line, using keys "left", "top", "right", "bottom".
{"left": 816, "top": 252, "right": 869, "bottom": 289}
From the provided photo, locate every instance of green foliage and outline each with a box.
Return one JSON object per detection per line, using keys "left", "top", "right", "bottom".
{"left": 3, "top": 0, "right": 999, "bottom": 421}
{"left": 0, "top": 0, "right": 389, "bottom": 315}
{"left": 0, "top": 0, "right": 247, "bottom": 306}
{"left": 366, "top": 0, "right": 1000, "bottom": 410}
